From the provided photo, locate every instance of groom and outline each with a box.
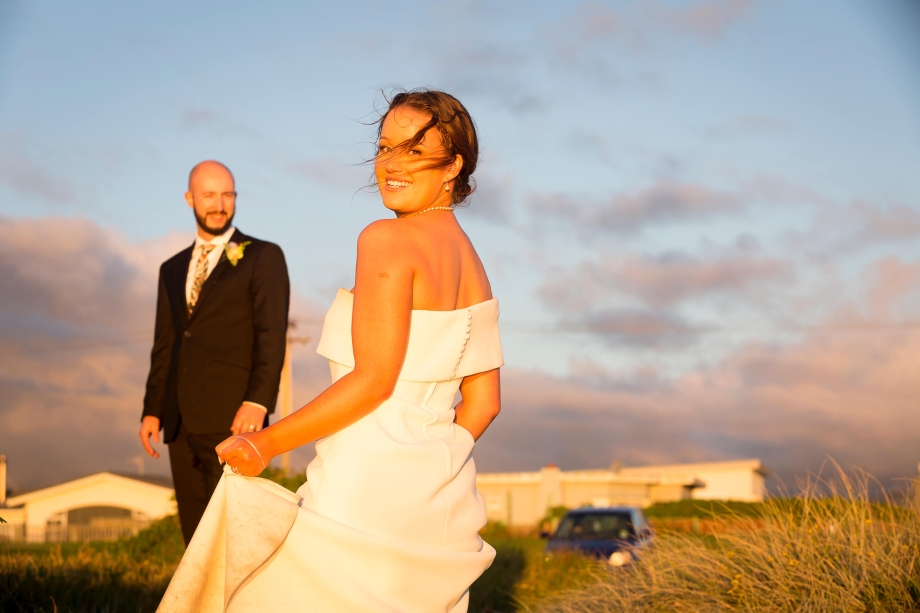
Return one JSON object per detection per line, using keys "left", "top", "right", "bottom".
{"left": 139, "top": 160, "right": 290, "bottom": 544}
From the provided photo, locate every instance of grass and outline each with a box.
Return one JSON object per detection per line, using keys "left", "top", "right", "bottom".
{"left": 533, "top": 466, "right": 920, "bottom": 613}
{"left": 4, "top": 465, "right": 918, "bottom": 612}
{"left": 0, "top": 517, "right": 592, "bottom": 612}
{"left": 472, "top": 523, "right": 601, "bottom": 612}
{"left": 644, "top": 499, "right": 766, "bottom": 519}
{"left": 0, "top": 515, "right": 183, "bottom": 613}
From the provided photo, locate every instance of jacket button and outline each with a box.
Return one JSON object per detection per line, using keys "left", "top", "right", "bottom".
{"left": 183, "top": 331, "right": 191, "bottom": 338}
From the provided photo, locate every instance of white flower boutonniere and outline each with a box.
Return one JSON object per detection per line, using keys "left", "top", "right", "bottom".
{"left": 224, "top": 241, "right": 252, "bottom": 267}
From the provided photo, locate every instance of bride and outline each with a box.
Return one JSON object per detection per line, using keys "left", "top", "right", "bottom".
{"left": 157, "top": 89, "right": 503, "bottom": 613}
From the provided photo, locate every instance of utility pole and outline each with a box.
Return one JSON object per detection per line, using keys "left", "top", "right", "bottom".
{"left": 277, "top": 320, "right": 310, "bottom": 474}
{"left": 131, "top": 455, "right": 145, "bottom": 477}
{"left": 0, "top": 455, "right": 6, "bottom": 506}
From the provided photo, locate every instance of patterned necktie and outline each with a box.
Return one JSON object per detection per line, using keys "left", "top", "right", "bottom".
{"left": 188, "top": 244, "right": 217, "bottom": 314}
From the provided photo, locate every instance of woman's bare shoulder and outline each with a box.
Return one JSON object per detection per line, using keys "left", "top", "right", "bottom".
{"left": 356, "top": 219, "right": 424, "bottom": 269}
{"left": 358, "top": 219, "right": 409, "bottom": 250}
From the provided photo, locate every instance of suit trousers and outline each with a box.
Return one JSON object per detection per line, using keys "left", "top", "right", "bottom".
{"left": 168, "top": 422, "right": 231, "bottom": 545}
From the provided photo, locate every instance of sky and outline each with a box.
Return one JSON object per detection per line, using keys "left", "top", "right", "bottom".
{"left": 1, "top": 0, "right": 919, "bottom": 493}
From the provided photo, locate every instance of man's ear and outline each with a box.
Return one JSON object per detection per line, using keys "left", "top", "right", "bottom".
{"left": 184, "top": 191, "right": 194, "bottom": 209}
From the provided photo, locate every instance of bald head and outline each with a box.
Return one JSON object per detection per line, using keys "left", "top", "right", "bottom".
{"left": 188, "top": 160, "right": 235, "bottom": 191}
{"left": 185, "top": 160, "right": 237, "bottom": 240}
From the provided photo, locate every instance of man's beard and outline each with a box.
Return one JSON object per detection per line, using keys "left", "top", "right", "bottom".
{"left": 195, "top": 209, "right": 235, "bottom": 236}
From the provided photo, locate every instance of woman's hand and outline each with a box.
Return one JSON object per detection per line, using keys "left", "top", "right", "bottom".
{"left": 215, "top": 433, "right": 271, "bottom": 477}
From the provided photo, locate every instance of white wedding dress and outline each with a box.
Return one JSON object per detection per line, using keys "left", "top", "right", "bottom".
{"left": 158, "top": 289, "right": 503, "bottom": 613}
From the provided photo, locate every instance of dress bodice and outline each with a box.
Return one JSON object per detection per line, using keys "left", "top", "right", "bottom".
{"left": 316, "top": 288, "right": 503, "bottom": 382}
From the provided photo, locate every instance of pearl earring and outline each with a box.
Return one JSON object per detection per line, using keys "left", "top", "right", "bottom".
{"left": 445, "top": 183, "right": 450, "bottom": 191}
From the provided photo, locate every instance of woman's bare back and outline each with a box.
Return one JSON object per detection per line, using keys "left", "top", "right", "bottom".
{"left": 401, "top": 213, "right": 492, "bottom": 312}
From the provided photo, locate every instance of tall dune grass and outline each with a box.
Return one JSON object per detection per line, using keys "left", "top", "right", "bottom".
{"left": 535, "top": 466, "right": 920, "bottom": 613}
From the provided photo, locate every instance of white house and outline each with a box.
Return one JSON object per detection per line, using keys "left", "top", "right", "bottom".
{"left": 476, "top": 459, "right": 768, "bottom": 527}
{"left": 1, "top": 472, "right": 176, "bottom": 543}
{"left": 618, "top": 459, "right": 768, "bottom": 502}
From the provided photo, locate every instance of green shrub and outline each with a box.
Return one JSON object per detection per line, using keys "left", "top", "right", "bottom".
{"left": 259, "top": 466, "right": 308, "bottom": 493}
{"left": 115, "top": 514, "right": 185, "bottom": 565}
{"left": 471, "top": 537, "right": 601, "bottom": 612}
{"left": 644, "top": 499, "right": 765, "bottom": 519}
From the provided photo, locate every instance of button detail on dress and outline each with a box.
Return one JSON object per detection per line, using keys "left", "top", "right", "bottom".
{"left": 452, "top": 309, "right": 474, "bottom": 379}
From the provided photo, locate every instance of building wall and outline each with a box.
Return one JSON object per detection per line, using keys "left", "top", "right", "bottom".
{"left": 479, "top": 482, "right": 541, "bottom": 526}
{"left": 562, "top": 482, "right": 653, "bottom": 509}
{"left": 648, "top": 484, "right": 694, "bottom": 503}
{"left": 476, "top": 459, "right": 767, "bottom": 527}
{"left": 690, "top": 470, "right": 764, "bottom": 501}
{"left": 619, "top": 460, "right": 767, "bottom": 502}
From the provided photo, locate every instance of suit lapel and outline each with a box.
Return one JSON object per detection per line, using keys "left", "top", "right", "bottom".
{"left": 187, "top": 229, "right": 245, "bottom": 322}
{"left": 167, "top": 244, "right": 194, "bottom": 326}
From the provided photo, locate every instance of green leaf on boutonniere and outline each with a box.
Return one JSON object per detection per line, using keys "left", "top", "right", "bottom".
{"left": 224, "top": 241, "right": 252, "bottom": 267}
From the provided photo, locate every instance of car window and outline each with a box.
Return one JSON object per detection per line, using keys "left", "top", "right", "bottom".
{"left": 555, "top": 513, "right": 635, "bottom": 540}
{"left": 633, "top": 510, "right": 648, "bottom": 530}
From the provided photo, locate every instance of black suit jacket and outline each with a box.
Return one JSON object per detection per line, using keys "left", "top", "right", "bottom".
{"left": 142, "top": 229, "right": 290, "bottom": 443}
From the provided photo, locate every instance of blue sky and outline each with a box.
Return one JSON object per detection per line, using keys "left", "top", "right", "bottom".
{"left": 1, "top": 0, "right": 919, "bottom": 490}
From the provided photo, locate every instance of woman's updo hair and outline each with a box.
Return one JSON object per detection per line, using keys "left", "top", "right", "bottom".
{"left": 376, "top": 89, "right": 479, "bottom": 206}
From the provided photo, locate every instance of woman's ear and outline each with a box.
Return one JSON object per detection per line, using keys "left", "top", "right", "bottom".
{"left": 446, "top": 154, "right": 464, "bottom": 182}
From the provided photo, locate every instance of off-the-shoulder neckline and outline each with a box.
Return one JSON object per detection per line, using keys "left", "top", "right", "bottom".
{"left": 338, "top": 288, "right": 497, "bottom": 313}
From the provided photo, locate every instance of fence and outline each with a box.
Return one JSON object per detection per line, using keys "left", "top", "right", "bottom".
{"left": 0, "top": 521, "right": 152, "bottom": 543}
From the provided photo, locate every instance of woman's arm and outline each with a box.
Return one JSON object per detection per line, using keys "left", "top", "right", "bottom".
{"left": 217, "top": 220, "right": 414, "bottom": 474}
{"left": 454, "top": 368, "right": 501, "bottom": 441}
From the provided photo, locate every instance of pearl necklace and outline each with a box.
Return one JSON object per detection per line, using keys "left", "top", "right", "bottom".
{"left": 407, "top": 206, "right": 454, "bottom": 218}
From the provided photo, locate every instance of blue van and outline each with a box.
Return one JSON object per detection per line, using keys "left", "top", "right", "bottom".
{"left": 544, "top": 507, "right": 655, "bottom": 567}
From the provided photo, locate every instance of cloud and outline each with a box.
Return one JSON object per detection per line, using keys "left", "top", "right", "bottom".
{"left": 644, "top": 0, "right": 760, "bottom": 41}
{"left": 0, "top": 215, "right": 326, "bottom": 491}
{"left": 433, "top": 41, "right": 546, "bottom": 113}
{"left": 788, "top": 200, "right": 920, "bottom": 256}
{"left": 0, "top": 215, "right": 183, "bottom": 331}
{"left": 462, "top": 172, "right": 516, "bottom": 223}
{"left": 287, "top": 157, "right": 370, "bottom": 191}
{"left": 180, "top": 108, "right": 261, "bottom": 139}
{"left": 476, "top": 253, "right": 920, "bottom": 487}
{"left": 0, "top": 135, "right": 80, "bottom": 204}
{"left": 834, "top": 200, "right": 920, "bottom": 247}
{"left": 539, "top": 246, "right": 794, "bottom": 311}
{"left": 562, "top": 308, "right": 698, "bottom": 348}
{"left": 705, "top": 115, "right": 794, "bottom": 140}
{"left": 397, "top": 3, "right": 547, "bottom": 114}
{"left": 476, "top": 314, "right": 920, "bottom": 487}
{"left": 0, "top": 216, "right": 176, "bottom": 489}
{"left": 528, "top": 182, "right": 741, "bottom": 235}
{"left": 865, "top": 257, "right": 920, "bottom": 320}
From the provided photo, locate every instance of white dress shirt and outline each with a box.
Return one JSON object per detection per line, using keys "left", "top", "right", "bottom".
{"left": 185, "top": 226, "right": 267, "bottom": 415}
{"left": 185, "top": 226, "right": 237, "bottom": 306}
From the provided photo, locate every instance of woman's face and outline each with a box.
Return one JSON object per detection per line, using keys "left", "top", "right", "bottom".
{"left": 375, "top": 105, "right": 462, "bottom": 216}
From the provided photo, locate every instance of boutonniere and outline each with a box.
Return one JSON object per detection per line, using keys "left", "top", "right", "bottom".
{"left": 224, "top": 241, "right": 252, "bottom": 267}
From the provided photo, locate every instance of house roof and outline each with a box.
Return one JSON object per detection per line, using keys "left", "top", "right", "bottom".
{"left": 6, "top": 471, "right": 174, "bottom": 507}
{"left": 108, "top": 472, "right": 174, "bottom": 488}
{"left": 618, "top": 458, "right": 769, "bottom": 477}
{"left": 477, "top": 470, "right": 703, "bottom": 488}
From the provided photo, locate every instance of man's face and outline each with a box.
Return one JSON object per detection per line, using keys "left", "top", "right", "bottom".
{"left": 185, "top": 165, "right": 236, "bottom": 238}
